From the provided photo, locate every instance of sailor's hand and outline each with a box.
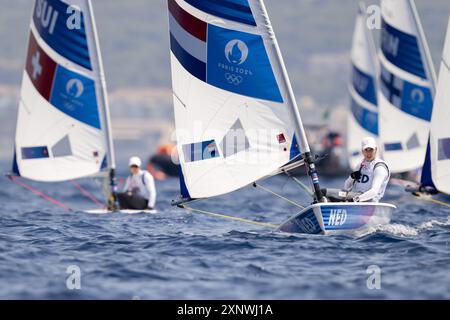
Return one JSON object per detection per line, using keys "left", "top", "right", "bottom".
{"left": 350, "top": 171, "right": 362, "bottom": 180}
{"left": 353, "top": 196, "right": 360, "bottom": 202}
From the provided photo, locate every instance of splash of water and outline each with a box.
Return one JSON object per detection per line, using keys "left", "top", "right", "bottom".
{"left": 418, "top": 216, "right": 450, "bottom": 230}
{"left": 358, "top": 216, "right": 450, "bottom": 238}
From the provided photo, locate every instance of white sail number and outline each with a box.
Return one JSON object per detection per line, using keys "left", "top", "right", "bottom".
{"left": 328, "top": 209, "right": 348, "bottom": 226}
{"left": 35, "top": 1, "right": 82, "bottom": 35}
{"left": 35, "top": 0, "right": 59, "bottom": 35}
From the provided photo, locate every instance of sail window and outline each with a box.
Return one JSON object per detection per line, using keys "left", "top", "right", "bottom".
{"left": 438, "top": 138, "right": 450, "bottom": 161}
{"left": 52, "top": 135, "right": 72, "bottom": 157}
{"left": 220, "top": 119, "right": 250, "bottom": 158}
{"left": 406, "top": 133, "right": 420, "bottom": 150}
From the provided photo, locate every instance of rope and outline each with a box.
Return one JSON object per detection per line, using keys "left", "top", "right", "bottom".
{"left": 253, "top": 183, "right": 305, "bottom": 209}
{"left": 414, "top": 192, "right": 450, "bottom": 209}
{"left": 69, "top": 180, "right": 104, "bottom": 207}
{"left": 9, "top": 176, "right": 72, "bottom": 211}
{"left": 283, "top": 170, "right": 314, "bottom": 196}
{"left": 181, "top": 204, "right": 277, "bottom": 229}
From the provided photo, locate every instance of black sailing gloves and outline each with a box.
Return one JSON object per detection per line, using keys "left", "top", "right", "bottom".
{"left": 350, "top": 170, "right": 362, "bottom": 180}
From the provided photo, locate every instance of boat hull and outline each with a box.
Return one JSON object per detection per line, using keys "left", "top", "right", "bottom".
{"left": 85, "top": 209, "right": 157, "bottom": 215}
{"left": 278, "top": 202, "right": 396, "bottom": 235}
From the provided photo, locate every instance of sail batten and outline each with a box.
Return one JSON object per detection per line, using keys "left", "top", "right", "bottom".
{"left": 13, "top": 0, "right": 112, "bottom": 182}
{"left": 168, "top": 0, "right": 310, "bottom": 199}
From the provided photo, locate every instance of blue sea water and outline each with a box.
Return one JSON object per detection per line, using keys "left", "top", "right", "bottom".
{"left": 0, "top": 170, "right": 449, "bottom": 299}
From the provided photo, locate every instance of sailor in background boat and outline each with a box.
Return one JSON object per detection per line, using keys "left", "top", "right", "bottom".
{"left": 117, "top": 157, "right": 157, "bottom": 210}
{"left": 323, "top": 137, "right": 390, "bottom": 202}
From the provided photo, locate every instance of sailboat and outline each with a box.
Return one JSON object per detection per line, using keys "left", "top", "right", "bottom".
{"left": 378, "top": 0, "right": 437, "bottom": 174}
{"left": 10, "top": 0, "right": 119, "bottom": 212}
{"left": 347, "top": 2, "right": 380, "bottom": 171}
{"left": 167, "top": 0, "right": 396, "bottom": 235}
{"left": 411, "top": 17, "right": 450, "bottom": 198}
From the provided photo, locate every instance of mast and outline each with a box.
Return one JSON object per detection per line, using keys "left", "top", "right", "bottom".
{"left": 408, "top": 0, "right": 437, "bottom": 95}
{"left": 408, "top": 0, "right": 437, "bottom": 188}
{"left": 85, "top": 0, "right": 118, "bottom": 208}
{"left": 256, "top": 0, "right": 325, "bottom": 202}
{"left": 360, "top": 1, "right": 380, "bottom": 98}
{"left": 361, "top": 1, "right": 384, "bottom": 160}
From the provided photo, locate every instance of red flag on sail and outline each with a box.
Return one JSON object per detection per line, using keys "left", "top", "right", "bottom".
{"left": 25, "top": 31, "right": 57, "bottom": 101}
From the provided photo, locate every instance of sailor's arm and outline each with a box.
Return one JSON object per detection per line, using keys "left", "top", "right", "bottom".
{"left": 355, "top": 166, "right": 389, "bottom": 202}
{"left": 144, "top": 173, "right": 157, "bottom": 209}
{"left": 343, "top": 176, "right": 354, "bottom": 191}
{"left": 123, "top": 177, "right": 131, "bottom": 192}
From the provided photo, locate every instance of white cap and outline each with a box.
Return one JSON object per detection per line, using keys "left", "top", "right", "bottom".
{"left": 129, "top": 156, "right": 142, "bottom": 167}
{"left": 361, "top": 137, "right": 377, "bottom": 150}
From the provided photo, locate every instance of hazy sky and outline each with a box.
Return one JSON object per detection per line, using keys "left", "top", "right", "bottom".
{"left": 0, "top": 0, "right": 449, "bottom": 163}
{"left": 1, "top": 0, "right": 449, "bottom": 103}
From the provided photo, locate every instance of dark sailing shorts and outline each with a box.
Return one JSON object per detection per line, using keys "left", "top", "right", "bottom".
{"left": 117, "top": 192, "right": 149, "bottom": 210}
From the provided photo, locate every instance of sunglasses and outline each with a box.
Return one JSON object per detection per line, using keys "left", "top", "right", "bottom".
{"left": 129, "top": 165, "right": 139, "bottom": 168}
{"left": 363, "top": 148, "right": 375, "bottom": 152}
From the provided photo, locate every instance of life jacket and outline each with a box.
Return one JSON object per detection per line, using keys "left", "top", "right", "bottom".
{"left": 126, "top": 170, "right": 153, "bottom": 200}
{"left": 353, "top": 158, "right": 390, "bottom": 202}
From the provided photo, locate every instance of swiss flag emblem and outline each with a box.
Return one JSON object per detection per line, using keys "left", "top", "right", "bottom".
{"left": 277, "top": 133, "right": 286, "bottom": 144}
{"left": 25, "top": 31, "right": 57, "bottom": 101}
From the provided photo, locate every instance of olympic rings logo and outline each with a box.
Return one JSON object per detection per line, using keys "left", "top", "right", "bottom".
{"left": 225, "top": 73, "right": 243, "bottom": 86}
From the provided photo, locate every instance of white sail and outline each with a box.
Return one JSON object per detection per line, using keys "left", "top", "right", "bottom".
{"left": 378, "top": 0, "right": 436, "bottom": 173}
{"left": 429, "top": 18, "right": 450, "bottom": 194}
{"left": 348, "top": 3, "right": 379, "bottom": 170}
{"left": 12, "top": 0, "right": 114, "bottom": 182}
{"left": 168, "top": 0, "right": 306, "bottom": 199}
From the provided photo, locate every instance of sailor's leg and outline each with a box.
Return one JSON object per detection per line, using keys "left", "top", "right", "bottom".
{"left": 346, "top": 191, "right": 362, "bottom": 201}
{"left": 117, "top": 192, "right": 132, "bottom": 209}
{"left": 128, "top": 195, "right": 149, "bottom": 210}
{"left": 322, "top": 188, "right": 350, "bottom": 202}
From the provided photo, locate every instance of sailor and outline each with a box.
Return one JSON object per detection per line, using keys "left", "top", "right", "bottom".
{"left": 343, "top": 137, "right": 390, "bottom": 202}
{"left": 117, "top": 156, "right": 157, "bottom": 210}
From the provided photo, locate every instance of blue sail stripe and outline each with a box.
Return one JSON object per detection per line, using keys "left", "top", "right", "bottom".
{"left": 169, "top": 13, "right": 206, "bottom": 63}
{"left": 351, "top": 64, "right": 377, "bottom": 106}
{"left": 186, "top": 0, "right": 253, "bottom": 15}
{"left": 350, "top": 98, "right": 378, "bottom": 136}
{"left": 380, "top": 64, "right": 433, "bottom": 121}
{"left": 33, "top": 0, "right": 92, "bottom": 70}
{"left": 50, "top": 36, "right": 91, "bottom": 61}
{"left": 185, "top": 0, "right": 256, "bottom": 26}
{"left": 170, "top": 33, "right": 206, "bottom": 81}
{"left": 381, "top": 19, "right": 426, "bottom": 78}
{"left": 217, "top": 0, "right": 253, "bottom": 7}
